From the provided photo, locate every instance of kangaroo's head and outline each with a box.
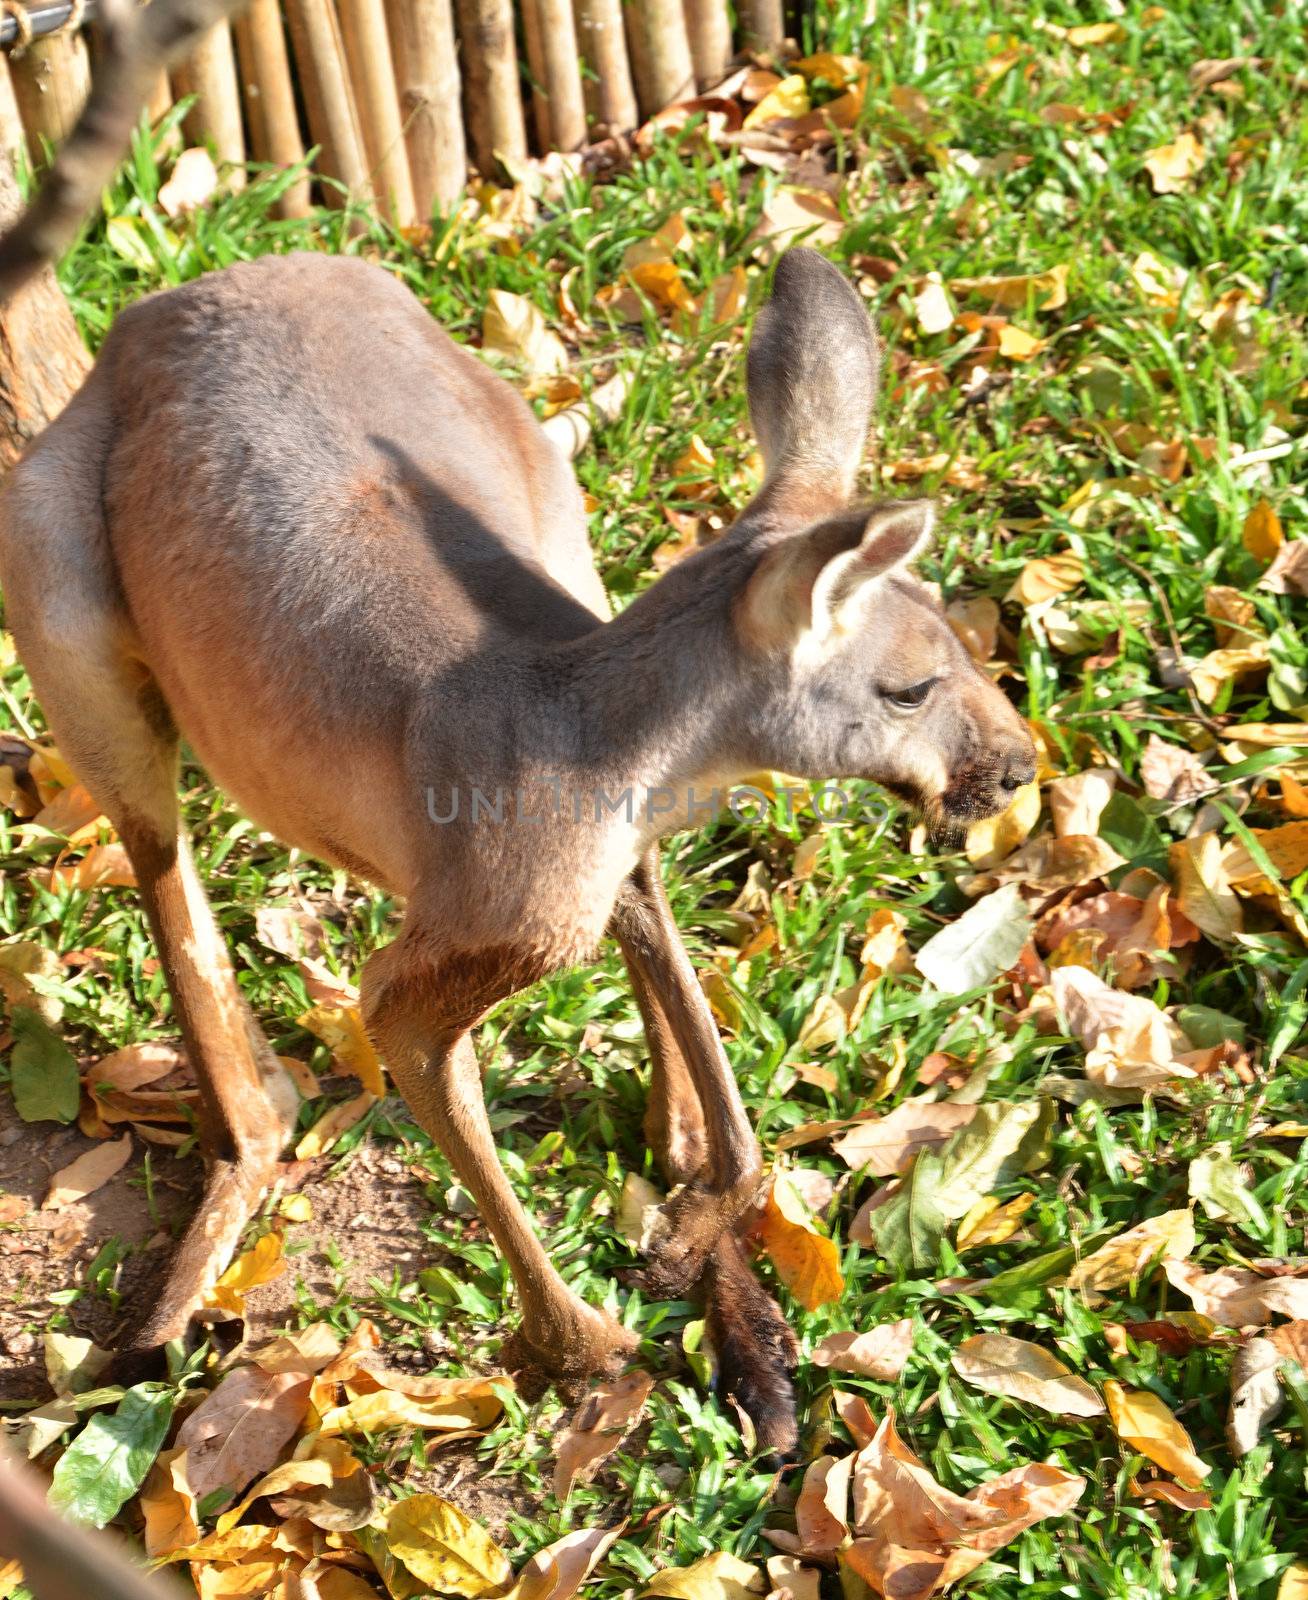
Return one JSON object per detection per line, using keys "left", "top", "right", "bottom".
{"left": 726, "top": 248, "right": 1035, "bottom": 837}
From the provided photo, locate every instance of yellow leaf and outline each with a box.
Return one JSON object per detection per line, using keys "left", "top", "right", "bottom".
{"left": 997, "top": 324, "right": 1045, "bottom": 361}
{"left": 949, "top": 263, "right": 1069, "bottom": 311}
{"left": 482, "top": 291, "right": 568, "bottom": 375}
{"left": 615, "top": 1171, "right": 664, "bottom": 1246}
{"left": 297, "top": 1004, "right": 385, "bottom": 1095}
{"left": 758, "top": 1172, "right": 844, "bottom": 1311}
{"left": 1189, "top": 638, "right": 1271, "bottom": 704}
{"left": 956, "top": 1192, "right": 1035, "bottom": 1251}
{"left": 965, "top": 781, "right": 1041, "bottom": 868}
{"left": 319, "top": 1383, "right": 503, "bottom": 1435}
{"left": 140, "top": 1447, "right": 199, "bottom": 1557}
{"left": 644, "top": 1553, "right": 765, "bottom": 1600}
{"left": 280, "top": 1193, "right": 313, "bottom": 1222}
{"left": 743, "top": 74, "right": 811, "bottom": 128}
{"left": 1066, "top": 1209, "right": 1196, "bottom": 1295}
{"left": 193, "top": 1559, "right": 284, "bottom": 1599}
{"left": 383, "top": 1493, "right": 513, "bottom": 1598}
{"left": 1005, "top": 551, "right": 1084, "bottom": 606}
{"left": 1170, "top": 833, "right": 1243, "bottom": 942}
{"left": 206, "top": 1231, "right": 286, "bottom": 1314}
{"left": 1067, "top": 20, "right": 1124, "bottom": 45}
{"left": 796, "top": 994, "right": 846, "bottom": 1052}
{"left": 913, "top": 272, "right": 954, "bottom": 335}
{"left": 294, "top": 1088, "right": 376, "bottom": 1160}
{"left": 1279, "top": 1562, "right": 1308, "bottom": 1600}
{"left": 1243, "top": 500, "right": 1285, "bottom": 563}
{"left": 43, "top": 842, "right": 137, "bottom": 892}
{"left": 794, "top": 53, "right": 866, "bottom": 90}
{"left": 628, "top": 259, "right": 697, "bottom": 315}
{"left": 1144, "top": 131, "right": 1205, "bottom": 194}
{"left": 1104, "top": 1380, "right": 1211, "bottom": 1486}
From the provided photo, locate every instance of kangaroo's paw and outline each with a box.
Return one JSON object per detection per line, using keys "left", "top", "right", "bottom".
{"left": 501, "top": 1305, "right": 639, "bottom": 1404}
{"left": 640, "top": 1174, "right": 759, "bottom": 1299}
{"left": 705, "top": 1233, "right": 800, "bottom": 1461}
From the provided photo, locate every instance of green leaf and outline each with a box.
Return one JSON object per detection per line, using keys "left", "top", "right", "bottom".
{"left": 8, "top": 1006, "right": 80, "bottom": 1124}
{"left": 1188, "top": 1146, "right": 1268, "bottom": 1238}
{"left": 871, "top": 1150, "right": 948, "bottom": 1273}
{"left": 1098, "top": 790, "right": 1167, "bottom": 876}
{"left": 47, "top": 1382, "right": 175, "bottom": 1528}
{"left": 932, "top": 1099, "right": 1054, "bottom": 1220}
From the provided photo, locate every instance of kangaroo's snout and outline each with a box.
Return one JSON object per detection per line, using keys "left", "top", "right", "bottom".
{"left": 930, "top": 677, "right": 1038, "bottom": 832}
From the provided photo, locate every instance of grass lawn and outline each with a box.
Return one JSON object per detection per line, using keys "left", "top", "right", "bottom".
{"left": 2, "top": 0, "right": 1308, "bottom": 1597}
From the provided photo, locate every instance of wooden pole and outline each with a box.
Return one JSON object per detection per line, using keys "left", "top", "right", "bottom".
{"left": 534, "top": 0, "right": 587, "bottom": 150}
{"left": 572, "top": 0, "right": 636, "bottom": 132}
{"left": 0, "top": 149, "right": 90, "bottom": 471}
{"left": 10, "top": 27, "right": 90, "bottom": 154}
{"left": 684, "top": 0, "right": 731, "bottom": 88}
{"left": 171, "top": 21, "right": 246, "bottom": 187}
{"left": 283, "top": 0, "right": 374, "bottom": 204}
{"left": 621, "top": 0, "right": 655, "bottom": 117}
{"left": 337, "top": 0, "right": 415, "bottom": 224}
{"left": 233, "top": 0, "right": 311, "bottom": 216}
{"left": 0, "top": 57, "right": 29, "bottom": 165}
{"left": 518, "top": 0, "right": 552, "bottom": 150}
{"left": 741, "top": 0, "right": 785, "bottom": 53}
{"left": 383, "top": 0, "right": 466, "bottom": 215}
{"left": 454, "top": 0, "right": 527, "bottom": 175}
{"left": 627, "top": 0, "right": 693, "bottom": 112}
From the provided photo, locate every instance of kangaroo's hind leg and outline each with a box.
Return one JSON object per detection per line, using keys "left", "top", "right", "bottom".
{"left": 0, "top": 392, "right": 296, "bottom": 1361}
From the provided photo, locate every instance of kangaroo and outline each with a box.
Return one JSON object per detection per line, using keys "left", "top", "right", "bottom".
{"left": 0, "top": 1, "right": 1035, "bottom": 1457}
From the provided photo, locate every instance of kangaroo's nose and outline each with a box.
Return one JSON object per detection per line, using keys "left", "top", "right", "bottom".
{"left": 999, "top": 748, "right": 1037, "bottom": 792}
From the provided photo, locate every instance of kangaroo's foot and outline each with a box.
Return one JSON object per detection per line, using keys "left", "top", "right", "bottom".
{"left": 704, "top": 1233, "right": 800, "bottom": 1460}
{"left": 639, "top": 1173, "right": 760, "bottom": 1299}
{"left": 501, "top": 1303, "right": 640, "bottom": 1403}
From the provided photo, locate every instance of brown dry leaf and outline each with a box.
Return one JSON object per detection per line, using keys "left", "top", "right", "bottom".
{"left": 796, "top": 994, "right": 846, "bottom": 1053}
{"left": 1104, "top": 1381, "right": 1210, "bottom": 1485}
{"left": 43, "top": 842, "right": 137, "bottom": 892}
{"left": 254, "top": 906, "right": 327, "bottom": 961}
{"left": 951, "top": 1333, "right": 1104, "bottom": 1417}
{"left": 1170, "top": 833, "right": 1243, "bottom": 942}
{"left": 1130, "top": 1477, "right": 1212, "bottom": 1510}
{"left": 949, "top": 264, "right": 1069, "bottom": 311}
{"left": 965, "top": 781, "right": 1041, "bottom": 868}
{"left": 1260, "top": 540, "right": 1308, "bottom": 598}
{"left": 509, "top": 1525, "right": 626, "bottom": 1600}
{"left": 749, "top": 188, "right": 844, "bottom": 255}
{"left": 297, "top": 1004, "right": 385, "bottom": 1096}
{"left": 1051, "top": 964, "right": 1192, "bottom": 1085}
{"left": 844, "top": 1408, "right": 1086, "bottom": 1597}
{"left": 794, "top": 1452, "right": 853, "bottom": 1560}
{"left": 1048, "top": 770, "right": 1115, "bottom": 837}
{"left": 1141, "top": 737, "right": 1212, "bottom": 803}
{"left": 1005, "top": 552, "right": 1083, "bottom": 607}
{"left": 42, "top": 1132, "right": 133, "bottom": 1209}
{"left": 176, "top": 1367, "right": 314, "bottom": 1502}
{"left": 830, "top": 1099, "right": 977, "bottom": 1176}
{"left": 811, "top": 1320, "right": 913, "bottom": 1380}
{"left": 833, "top": 1390, "right": 879, "bottom": 1448}
{"left": 1164, "top": 1259, "right": 1308, "bottom": 1327}
{"left": 1065, "top": 1209, "right": 1196, "bottom": 1295}
{"left": 912, "top": 273, "right": 955, "bottom": 336}
{"left": 159, "top": 147, "right": 220, "bottom": 217}
{"left": 206, "top": 1232, "right": 286, "bottom": 1315}
{"left": 254, "top": 1324, "right": 343, "bottom": 1376}
{"left": 764, "top": 1555, "right": 821, "bottom": 1600}
{"left": 1225, "top": 821, "right": 1308, "bottom": 890}
{"left": 1228, "top": 1336, "right": 1283, "bottom": 1458}
{"left": 295, "top": 1089, "right": 376, "bottom": 1160}
{"left": 628, "top": 260, "right": 697, "bottom": 316}
{"left": 945, "top": 597, "right": 1000, "bottom": 662}
{"left": 482, "top": 290, "right": 568, "bottom": 375}
{"left": 1189, "top": 56, "right": 1259, "bottom": 88}
{"left": 21, "top": 781, "right": 106, "bottom": 842}
{"left": 141, "top": 1448, "right": 200, "bottom": 1557}
{"left": 616, "top": 1171, "right": 665, "bottom": 1247}
{"left": 1144, "top": 131, "right": 1205, "bottom": 193}
{"left": 0, "top": 1192, "right": 28, "bottom": 1224}
{"left": 1040, "top": 883, "right": 1196, "bottom": 991}
{"left": 759, "top": 1172, "right": 844, "bottom": 1311}
{"left": 553, "top": 1370, "right": 655, "bottom": 1499}
{"left": 1243, "top": 500, "right": 1284, "bottom": 563}
{"left": 1189, "top": 637, "right": 1271, "bottom": 704}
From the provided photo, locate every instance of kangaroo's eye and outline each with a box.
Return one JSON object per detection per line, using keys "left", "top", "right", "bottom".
{"left": 883, "top": 678, "right": 936, "bottom": 711}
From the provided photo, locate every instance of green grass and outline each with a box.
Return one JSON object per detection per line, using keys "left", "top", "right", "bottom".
{"left": 3, "top": 0, "right": 1308, "bottom": 1595}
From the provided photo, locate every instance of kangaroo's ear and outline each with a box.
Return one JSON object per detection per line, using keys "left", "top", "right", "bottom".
{"left": 736, "top": 500, "right": 935, "bottom": 655}
{"left": 746, "top": 248, "right": 881, "bottom": 504}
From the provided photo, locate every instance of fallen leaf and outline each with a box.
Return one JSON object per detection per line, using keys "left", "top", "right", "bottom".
{"left": 384, "top": 1494, "right": 513, "bottom": 1597}
{"left": 1279, "top": 1563, "right": 1308, "bottom": 1600}
{"left": 9, "top": 1007, "right": 80, "bottom": 1124}
{"left": 945, "top": 597, "right": 1000, "bottom": 662}
{"left": 1051, "top": 965, "right": 1193, "bottom": 1085}
{"left": 140, "top": 1447, "right": 200, "bottom": 1557}
{"left": 794, "top": 1452, "right": 853, "bottom": 1559}
{"left": 1243, "top": 500, "right": 1284, "bottom": 563}
{"left": 297, "top": 1004, "right": 385, "bottom": 1096}
{"left": 951, "top": 1333, "right": 1104, "bottom": 1417}
{"left": 1141, "top": 737, "right": 1212, "bottom": 803}
{"left": 510, "top": 1525, "right": 626, "bottom": 1600}
{"left": 43, "top": 842, "right": 137, "bottom": 891}
{"left": 1189, "top": 637, "right": 1271, "bottom": 705}
{"left": 997, "top": 324, "right": 1044, "bottom": 361}
{"left": 1104, "top": 1381, "right": 1210, "bottom": 1485}
{"left": 1227, "top": 1336, "right": 1283, "bottom": 1458}
{"left": 743, "top": 74, "right": 810, "bottom": 128}
{"left": 1188, "top": 1145, "right": 1266, "bottom": 1234}
{"left": 914, "top": 883, "right": 1034, "bottom": 995}
{"left": 758, "top": 1172, "right": 844, "bottom": 1311}
{"left": 830, "top": 1100, "right": 977, "bottom": 1176}
{"left": 176, "top": 1367, "right": 313, "bottom": 1502}
{"left": 616, "top": 1171, "right": 665, "bottom": 1246}
{"left": 645, "top": 1554, "right": 765, "bottom": 1600}
{"left": 44, "top": 1329, "right": 109, "bottom": 1396}
{"left": 1171, "top": 833, "right": 1243, "bottom": 942}
{"left": 1047, "top": 770, "right": 1115, "bottom": 838}
{"left": 255, "top": 905, "right": 327, "bottom": 960}
{"left": 49, "top": 1382, "right": 175, "bottom": 1528}
{"left": 1260, "top": 541, "right": 1308, "bottom": 598}
{"left": 1144, "top": 131, "right": 1205, "bottom": 193}
{"left": 749, "top": 187, "right": 843, "bottom": 255}
{"left": 965, "top": 781, "right": 1041, "bottom": 867}
{"left": 159, "top": 147, "right": 220, "bottom": 216}
{"left": 1164, "top": 1260, "right": 1308, "bottom": 1327}
{"left": 912, "top": 273, "right": 954, "bottom": 335}
{"left": 811, "top": 1320, "right": 913, "bottom": 1380}
{"left": 553, "top": 1370, "right": 654, "bottom": 1499}
{"left": 482, "top": 290, "right": 568, "bottom": 375}
{"left": 1005, "top": 551, "right": 1083, "bottom": 607}
{"left": 763, "top": 1555, "right": 820, "bottom": 1600}
{"left": 294, "top": 1089, "right": 375, "bottom": 1160}
{"left": 206, "top": 1232, "right": 286, "bottom": 1314}
{"left": 43, "top": 1132, "right": 133, "bottom": 1208}
{"left": 949, "top": 264, "right": 1069, "bottom": 311}
{"left": 955, "top": 1192, "right": 1035, "bottom": 1251}
{"left": 1066, "top": 1209, "right": 1196, "bottom": 1294}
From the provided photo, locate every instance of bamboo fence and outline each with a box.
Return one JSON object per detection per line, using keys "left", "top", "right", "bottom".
{"left": 0, "top": 0, "right": 798, "bottom": 220}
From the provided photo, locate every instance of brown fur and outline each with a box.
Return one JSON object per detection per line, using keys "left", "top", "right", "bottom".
{"left": 0, "top": 245, "right": 1033, "bottom": 1451}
